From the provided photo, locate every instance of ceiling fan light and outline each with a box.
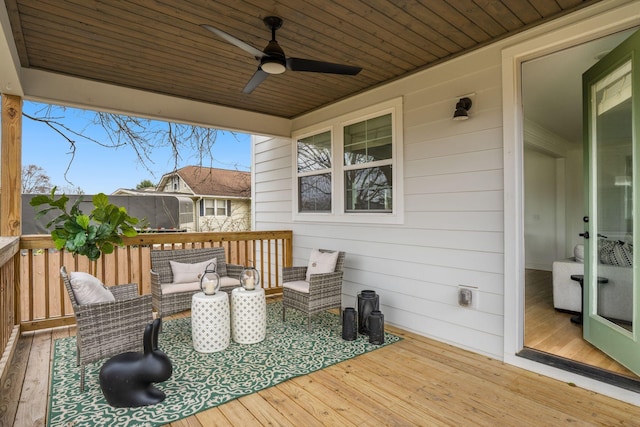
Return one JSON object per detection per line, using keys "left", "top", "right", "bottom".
{"left": 261, "top": 58, "right": 286, "bottom": 74}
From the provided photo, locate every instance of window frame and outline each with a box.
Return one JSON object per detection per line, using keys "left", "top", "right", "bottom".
{"left": 292, "top": 97, "right": 404, "bottom": 224}
{"left": 201, "top": 198, "right": 229, "bottom": 217}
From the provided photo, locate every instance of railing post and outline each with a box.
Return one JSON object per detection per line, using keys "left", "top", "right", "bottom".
{"left": 2, "top": 95, "right": 22, "bottom": 330}
{"left": 285, "top": 232, "right": 293, "bottom": 267}
{"left": 1, "top": 94, "right": 22, "bottom": 237}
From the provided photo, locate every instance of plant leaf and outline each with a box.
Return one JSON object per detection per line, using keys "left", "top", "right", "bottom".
{"left": 101, "top": 242, "right": 114, "bottom": 254}
{"left": 72, "top": 232, "right": 87, "bottom": 249}
{"left": 92, "top": 193, "right": 109, "bottom": 209}
{"left": 86, "top": 246, "right": 101, "bottom": 261}
{"left": 75, "top": 214, "right": 90, "bottom": 229}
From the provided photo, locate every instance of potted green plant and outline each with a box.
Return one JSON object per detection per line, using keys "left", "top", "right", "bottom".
{"left": 30, "top": 188, "right": 139, "bottom": 261}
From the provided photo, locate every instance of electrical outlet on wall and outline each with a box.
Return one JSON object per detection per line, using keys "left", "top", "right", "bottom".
{"left": 458, "top": 285, "right": 479, "bottom": 309}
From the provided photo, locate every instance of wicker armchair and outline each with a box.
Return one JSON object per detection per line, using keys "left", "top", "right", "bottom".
{"left": 150, "top": 247, "right": 243, "bottom": 317}
{"left": 282, "top": 249, "right": 346, "bottom": 331}
{"left": 60, "top": 266, "right": 153, "bottom": 391}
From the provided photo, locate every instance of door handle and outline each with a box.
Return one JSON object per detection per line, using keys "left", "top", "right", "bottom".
{"left": 579, "top": 232, "right": 590, "bottom": 239}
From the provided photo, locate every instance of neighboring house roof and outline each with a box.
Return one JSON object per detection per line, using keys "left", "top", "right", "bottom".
{"left": 158, "top": 166, "right": 251, "bottom": 199}
{"left": 112, "top": 188, "right": 160, "bottom": 195}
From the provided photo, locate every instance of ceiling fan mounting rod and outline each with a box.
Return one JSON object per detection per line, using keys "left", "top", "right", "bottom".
{"left": 263, "top": 16, "right": 283, "bottom": 40}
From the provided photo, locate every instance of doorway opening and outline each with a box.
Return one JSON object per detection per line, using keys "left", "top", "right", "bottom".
{"left": 521, "top": 28, "right": 639, "bottom": 383}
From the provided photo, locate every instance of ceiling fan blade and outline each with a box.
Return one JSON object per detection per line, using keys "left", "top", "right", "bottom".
{"left": 242, "top": 68, "right": 269, "bottom": 94}
{"left": 201, "top": 24, "right": 265, "bottom": 59}
{"left": 286, "top": 58, "right": 362, "bottom": 75}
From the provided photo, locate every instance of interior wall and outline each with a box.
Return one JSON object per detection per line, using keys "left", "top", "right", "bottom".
{"left": 566, "top": 148, "right": 585, "bottom": 256}
{"left": 524, "top": 147, "right": 559, "bottom": 270}
{"left": 522, "top": 143, "right": 584, "bottom": 267}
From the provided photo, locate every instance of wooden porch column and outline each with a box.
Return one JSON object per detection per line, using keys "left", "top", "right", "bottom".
{"left": 0, "top": 95, "right": 23, "bottom": 386}
{"left": 1, "top": 94, "right": 22, "bottom": 236}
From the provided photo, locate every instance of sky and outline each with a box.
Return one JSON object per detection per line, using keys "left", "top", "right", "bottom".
{"left": 21, "top": 101, "right": 252, "bottom": 195}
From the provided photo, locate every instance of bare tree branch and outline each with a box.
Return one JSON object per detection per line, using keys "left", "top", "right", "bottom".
{"left": 22, "top": 104, "right": 240, "bottom": 190}
{"left": 22, "top": 164, "right": 53, "bottom": 194}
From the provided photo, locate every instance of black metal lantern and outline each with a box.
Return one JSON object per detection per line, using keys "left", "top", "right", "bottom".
{"left": 200, "top": 262, "right": 220, "bottom": 295}
{"left": 357, "top": 290, "right": 379, "bottom": 335}
{"left": 341, "top": 307, "right": 357, "bottom": 341}
{"left": 368, "top": 310, "right": 385, "bottom": 345}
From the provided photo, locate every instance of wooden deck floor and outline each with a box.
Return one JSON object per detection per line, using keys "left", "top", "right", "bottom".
{"left": 3, "top": 301, "right": 640, "bottom": 426}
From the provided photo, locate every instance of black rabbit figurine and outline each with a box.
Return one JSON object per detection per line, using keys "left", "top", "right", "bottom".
{"left": 99, "top": 318, "right": 173, "bottom": 407}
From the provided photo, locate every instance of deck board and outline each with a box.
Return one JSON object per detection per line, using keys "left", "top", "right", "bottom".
{"left": 14, "top": 330, "right": 50, "bottom": 427}
{"left": 326, "top": 356, "right": 468, "bottom": 426}
{"left": 214, "top": 399, "right": 260, "bottom": 426}
{"left": 0, "top": 332, "right": 31, "bottom": 427}
{"left": 311, "top": 367, "right": 423, "bottom": 425}
{"left": 265, "top": 379, "right": 357, "bottom": 426}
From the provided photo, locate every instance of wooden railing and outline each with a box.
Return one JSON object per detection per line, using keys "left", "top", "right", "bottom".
{"left": 0, "top": 237, "right": 20, "bottom": 385}
{"left": 18, "top": 230, "right": 292, "bottom": 331}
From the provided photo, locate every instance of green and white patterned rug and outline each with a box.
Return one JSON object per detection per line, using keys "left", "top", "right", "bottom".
{"left": 48, "top": 301, "right": 400, "bottom": 427}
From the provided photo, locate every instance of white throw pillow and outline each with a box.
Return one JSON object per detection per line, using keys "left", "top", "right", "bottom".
{"left": 170, "top": 258, "right": 217, "bottom": 284}
{"left": 305, "top": 249, "right": 339, "bottom": 281}
{"left": 69, "top": 272, "right": 115, "bottom": 305}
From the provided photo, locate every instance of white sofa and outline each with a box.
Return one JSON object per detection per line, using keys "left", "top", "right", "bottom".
{"left": 552, "top": 249, "right": 632, "bottom": 322}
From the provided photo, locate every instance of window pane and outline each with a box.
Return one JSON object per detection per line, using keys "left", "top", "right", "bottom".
{"left": 345, "top": 165, "right": 392, "bottom": 212}
{"left": 214, "top": 199, "right": 227, "bottom": 216}
{"left": 204, "top": 199, "right": 214, "bottom": 216}
{"left": 344, "top": 114, "right": 392, "bottom": 165}
{"left": 297, "top": 131, "right": 331, "bottom": 173}
{"left": 299, "top": 174, "right": 332, "bottom": 212}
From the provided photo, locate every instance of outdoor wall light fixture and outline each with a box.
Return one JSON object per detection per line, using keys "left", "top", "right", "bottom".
{"left": 453, "top": 97, "right": 473, "bottom": 120}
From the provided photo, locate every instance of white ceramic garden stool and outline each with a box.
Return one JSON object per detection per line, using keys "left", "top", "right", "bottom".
{"left": 230, "top": 287, "right": 267, "bottom": 344}
{"left": 191, "top": 291, "right": 230, "bottom": 353}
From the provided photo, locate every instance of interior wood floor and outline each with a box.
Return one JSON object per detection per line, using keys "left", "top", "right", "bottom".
{"left": 524, "top": 268, "right": 636, "bottom": 378}
{"left": 4, "top": 296, "right": 640, "bottom": 426}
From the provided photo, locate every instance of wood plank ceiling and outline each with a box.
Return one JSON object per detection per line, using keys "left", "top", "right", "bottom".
{"left": 4, "top": 0, "right": 602, "bottom": 119}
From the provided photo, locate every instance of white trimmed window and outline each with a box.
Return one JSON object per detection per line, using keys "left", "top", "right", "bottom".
{"left": 344, "top": 114, "right": 393, "bottom": 212}
{"left": 293, "top": 98, "right": 403, "bottom": 224}
{"left": 201, "top": 199, "right": 229, "bottom": 216}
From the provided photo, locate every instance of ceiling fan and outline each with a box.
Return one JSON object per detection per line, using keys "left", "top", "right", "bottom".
{"left": 201, "top": 16, "right": 362, "bottom": 94}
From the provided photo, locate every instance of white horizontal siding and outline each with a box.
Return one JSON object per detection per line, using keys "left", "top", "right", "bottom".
{"left": 254, "top": 41, "right": 508, "bottom": 358}
{"left": 404, "top": 211, "right": 503, "bottom": 232}
{"left": 405, "top": 127, "right": 503, "bottom": 158}
{"left": 405, "top": 191, "right": 503, "bottom": 212}
{"left": 253, "top": 135, "right": 293, "bottom": 230}
{"left": 405, "top": 148, "right": 503, "bottom": 177}
{"left": 405, "top": 169, "right": 503, "bottom": 194}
